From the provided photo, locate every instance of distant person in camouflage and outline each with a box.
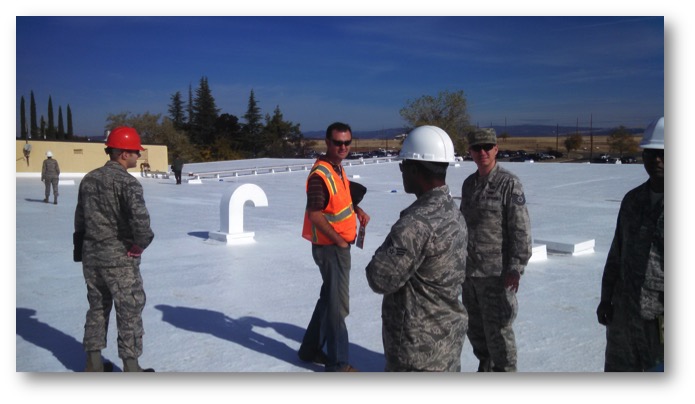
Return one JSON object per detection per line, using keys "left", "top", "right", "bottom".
{"left": 366, "top": 126, "right": 468, "bottom": 371}
{"left": 459, "top": 128, "right": 532, "bottom": 372}
{"left": 41, "top": 150, "right": 60, "bottom": 204}
{"left": 597, "top": 117, "right": 664, "bottom": 372}
{"left": 74, "top": 127, "right": 155, "bottom": 372}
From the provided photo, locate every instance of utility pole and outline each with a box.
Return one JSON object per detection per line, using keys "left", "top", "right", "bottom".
{"left": 556, "top": 123, "right": 559, "bottom": 153}
{"left": 589, "top": 114, "right": 594, "bottom": 162}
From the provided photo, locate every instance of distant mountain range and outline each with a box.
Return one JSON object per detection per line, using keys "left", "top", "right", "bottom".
{"left": 302, "top": 124, "right": 645, "bottom": 139}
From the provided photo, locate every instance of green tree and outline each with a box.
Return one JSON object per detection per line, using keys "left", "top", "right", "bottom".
{"left": 168, "top": 91, "right": 187, "bottom": 130}
{"left": 187, "top": 83, "right": 194, "bottom": 130}
{"left": 564, "top": 134, "right": 583, "bottom": 156}
{"left": 30, "top": 91, "right": 38, "bottom": 139}
{"left": 40, "top": 115, "right": 46, "bottom": 139}
{"left": 20, "top": 96, "right": 27, "bottom": 140}
{"left": 607, "top": 125, "right": 639, "bottom": 156}
{"left": 46, "top": 96, "right": 56, "bottom": 139}
{"left": 66, "top": 105, "right": 74, "bottom": 139}
{"left": 57, "top": 106, "right": 65, "bottom": 140}
{"left": 106, "top": 112, "right": 200, "bottom": 163}
{"left": 242, "top": 89, "right": 264, "bottom": 157}
{"left": 399, "top": 90, "right": 472, "bottom": 156}
{"left": 190, "top": 76, "right": 219, "bottom": 146}
{"left": 499, "top": 132, "right": 510, "bottom": 143}
{"left": 262, "top": 105, "right": 303, "bottom": 157}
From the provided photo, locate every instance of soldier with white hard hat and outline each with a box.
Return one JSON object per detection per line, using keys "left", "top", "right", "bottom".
{"left": 366, "top": 125, "right": 468, "bottom": 371}
{"left": 41, "top": 150, "right": 60, "bottom": 204}
{"left": 597, "top": 117, "right": 664, "bottom": 371}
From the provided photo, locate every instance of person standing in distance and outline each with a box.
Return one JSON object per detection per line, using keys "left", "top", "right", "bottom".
{"left": 597, "top": 117, "right": 664, "bottom": 371}
{"left": 172, "top": 154, "right": 185, "bottom": 185}
{"left": 366, "top": 126, "right": 468, "bottom": 371}
{"left": 460, "top": 128, "right": 532, "bottom": 372}
{"left": 74, "top": 126, "right": 155, "bottom": 372}
{"left": 41, "top": 150, "right": 60, "bottom": 204}
{"left": 298, "top": 122, "right": 370, "bottom": 372}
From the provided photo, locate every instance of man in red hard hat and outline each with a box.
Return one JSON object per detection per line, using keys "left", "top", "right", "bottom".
{"left": 74, "top": 126, "right": 155, "bottom": 372}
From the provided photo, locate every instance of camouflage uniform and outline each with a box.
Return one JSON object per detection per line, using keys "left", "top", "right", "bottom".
{"left": 460, "top": 164, "right": 531, "bottom": 371}
{"left": 600, "top": 181, "right": 664, "bottom": 371}
{"left": 366, "top": 185, "right": 468, "bottom": 371}
{"left": 41, "top": 157, "right": 60, "bottom": 201}
{"left": 74, "top": 160, "right": 154, "bottom": 360}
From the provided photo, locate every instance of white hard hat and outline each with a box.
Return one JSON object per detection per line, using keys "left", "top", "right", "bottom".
{"left": 398, "top": 125, "right": 456, "bottom": 163}
{"left": 640, "top": 117, "right": 664, "bottom": 150}
{"left": 46, "top": 150, "right": 53, "bottom": 157}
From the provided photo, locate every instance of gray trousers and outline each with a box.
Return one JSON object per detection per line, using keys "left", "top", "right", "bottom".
{"left": 44, "top": 177, "right": 59, "bottom": 199}
{"left": 83, "top": 261, "right": 146, "bottom": 359}
{"left": 463, "top": 276, "right": 518, "bottom": 371}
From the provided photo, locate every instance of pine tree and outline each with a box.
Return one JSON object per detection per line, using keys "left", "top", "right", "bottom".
{"left": 187, "top": 84, "right": 194, "bottom": 130}
{"left": 168, "top": 91, "right": 186, "bottom": 130}
{"left": 66, "top": 105, "right": 74, "bottom": 139}
{"left": 46, "top": 96, "right": 56, "bottom": 139}
{"left": 30, "top": 91, "right": 38, "bottom": 139}
{"left": 40, "top": 116, "right": 46, "bottom": 139}
{"left": 190, "top": 76, "right": 219, "bottom": 146}
{"left": 262, "top": 105, "right": 302, "bottom": 157}
{"left": 57, "top": 106, "right": 65, "bottom": 140}
{"left": 242, "top": 89, "right": 264, "bottom": 157}
{"left": 20, "top": 96, "right": 28, "bottom": 140}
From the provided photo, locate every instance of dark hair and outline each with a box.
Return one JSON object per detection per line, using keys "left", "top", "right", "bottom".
{"left": 411, "top": 160, "right": 449, "bottom": 181}
{"left": 326, "top": 122, "right": 352, "bottom": 139}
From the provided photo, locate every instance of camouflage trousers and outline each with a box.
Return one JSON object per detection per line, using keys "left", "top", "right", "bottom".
{"left": 44, "top": 177, "right": 59, "bottom": 198}
{"left": 462, "top": 276, "right": 518, "bottom": 371}
{"left": 604, "top": 301, "right": 663, "bottom": 371}
{"left": 82, "top": 261, "right": 146, "bottom": 359}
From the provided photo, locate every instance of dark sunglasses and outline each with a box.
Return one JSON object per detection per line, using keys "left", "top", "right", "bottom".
{"left": 329, "top": 138, "right": 352, "bottom": 147}
{"left": 642, "top": 149, "right": 664, "bottom": 160}
{"left": 471, "top": 144, "right": 495, "bottom": 152}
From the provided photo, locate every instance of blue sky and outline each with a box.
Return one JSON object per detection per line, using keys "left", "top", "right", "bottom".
{"left": 15, "top": 15, "right": 664, "bottom": 137}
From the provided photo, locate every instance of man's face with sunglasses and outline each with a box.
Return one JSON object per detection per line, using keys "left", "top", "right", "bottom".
{"left": 326, "top": 129, "right": 352, "bottom": 162}
{"left": 469, "top": 143, "right": 498, "bottom": 170}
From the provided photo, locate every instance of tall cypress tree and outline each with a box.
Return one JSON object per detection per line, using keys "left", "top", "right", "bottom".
{"left": 57, "top": 106, "right": 65, "bottom": 140}
{"left": 46, "top": 96, "right": 56, "bottom": 139}
{"left": 66, "top": 105, "right": 73, "bottom": 139}
{"left": 30, "top": 91, "right": 38, "bottom": 139}
{"left": 187, "top": 84, "right": 194, "bottom": 131}
{"left": 20, "top": 96, "right": 28, "bottom": 140}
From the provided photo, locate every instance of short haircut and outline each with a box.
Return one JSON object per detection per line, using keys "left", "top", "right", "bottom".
{"left": 410, "top": 160, "right": 449, "bottom": 181}
{"left": 326, "top": 122, "right": 352, "bottom": 139}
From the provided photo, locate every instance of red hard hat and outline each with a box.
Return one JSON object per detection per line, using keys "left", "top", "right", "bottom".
{"left": 105, "top": 127, "right": 145, "bottom": 151}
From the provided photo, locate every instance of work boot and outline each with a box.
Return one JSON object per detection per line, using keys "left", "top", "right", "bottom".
{"left": 85, "top": 350, "right": 104, "bottom": 372}
{"left": 123, "top": 358, "right": 155, "bottom": 372}
{"left": 298, "top": 349, "right": 328, "bottom": 365}
{"left": 477, "top": 359, "right": 493, "bottom": 372}
{"left": 335, "top": 364, "right": 359, "bottom": 372}
{"left": 53, "top": 196, "right": 58, "bottom": 205}
{"left": 43, "top": 198, "right": 48, "bottom": 203}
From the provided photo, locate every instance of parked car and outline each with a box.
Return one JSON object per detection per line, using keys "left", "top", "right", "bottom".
{"left": 509, "top": 156, "right": 534, "bottom": 162}
{"left": 620, "top": 155, "right": 637, "bottom": 164}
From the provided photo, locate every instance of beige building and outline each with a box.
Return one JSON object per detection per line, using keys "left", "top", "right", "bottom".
{"left": 16, "top": 140, "right": 169, "bottom": 176}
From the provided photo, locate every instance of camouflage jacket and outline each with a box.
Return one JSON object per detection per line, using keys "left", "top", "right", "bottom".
{"left": 460, "top": 164, "right": 531, "bottom": 277}
{"left": 601, "top": 181, "right": 664, "bottom": 320}
{"left": 74, "top": 161, "right": 154, "bottom": 268}
{"left": 41, "top": 158, "right": 60, "bottom": 180}
{"left": 366, "top": 185, "right": 468, "bottom": 371}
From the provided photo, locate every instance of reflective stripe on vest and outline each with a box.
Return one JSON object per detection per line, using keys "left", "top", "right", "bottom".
{"left": 302, "top": 160, "right": 356, "bottom": 245}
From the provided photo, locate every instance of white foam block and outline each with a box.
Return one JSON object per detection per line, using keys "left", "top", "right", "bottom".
{"left": 529, "top": 243, "right": 547, "bottom": 262}
{"left": 534, "top": 238, "right": 595, "bottom": 255}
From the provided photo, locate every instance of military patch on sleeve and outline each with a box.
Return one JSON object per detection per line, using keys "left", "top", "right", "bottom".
{"left": 386, "top": 246, "right": 407, "bottom": 257}
{"left": 513, "top": 193, "right": 526, "bottom": 206}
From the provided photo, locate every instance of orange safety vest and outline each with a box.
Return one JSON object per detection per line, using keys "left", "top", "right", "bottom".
{"left": 302, "top": 160, "right": 356, "bottom": 245}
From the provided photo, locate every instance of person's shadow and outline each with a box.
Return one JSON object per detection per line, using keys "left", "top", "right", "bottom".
{"left": 16, "top": 307, "right": 121, "bottom": 372}
{"left": 24, "top": 198, "right": 49, "bottom": 203}
{"left": 155, "top": 304, "right": 384, "bottom": 372}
